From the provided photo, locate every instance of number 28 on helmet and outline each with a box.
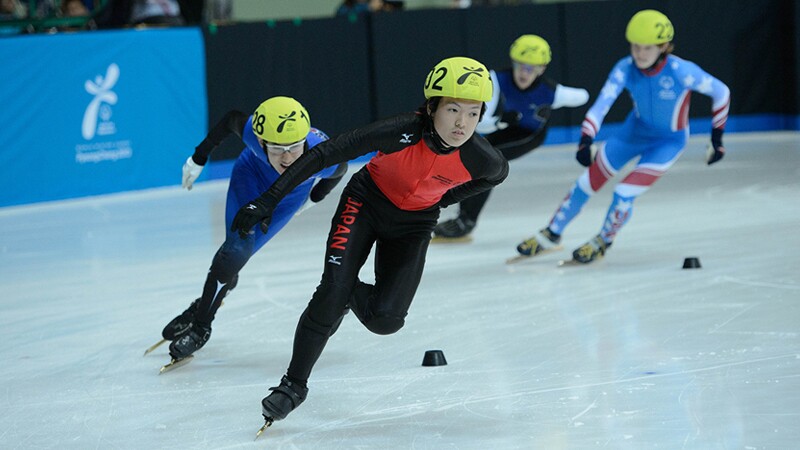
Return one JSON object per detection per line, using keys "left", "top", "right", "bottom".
{"left": 252, "top": 96, "right": 311, "bottom": 145}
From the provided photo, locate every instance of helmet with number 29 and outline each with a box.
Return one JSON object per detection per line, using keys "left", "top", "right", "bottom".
{"left": 252, "top": 96, "right": 310, "bottom": 145}
{"left": 423, "top": 56, "right": 493, "bottom": 103}
{"left": 626, "top": 9, "right": 674, "bottom": 45}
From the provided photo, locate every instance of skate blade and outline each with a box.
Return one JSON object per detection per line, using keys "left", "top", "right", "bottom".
{"left": 557, "top": 258, "right": 600, "bottom": 267}
{"left": 159, "top": 355, "right": 194, "bottom": 374}
{"left": 143, "top": 338, "right": 167, "bottom": 356}
{"left": 557, "top": 259, "right": 583, "bottom": 267}
{"left": 431, "top": 235, "right": 473, "bottom": 244}
{"left": 255, "top": 417, "right": 274, "bottom": 440}
{"left": 506, "top": 245, "right": 563, "bottom": 264}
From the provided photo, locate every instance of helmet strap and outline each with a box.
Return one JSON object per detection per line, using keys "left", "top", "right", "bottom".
{"left": 425, "top": 120, "right": 455, "bottom": 154}
{"left": 422, "top": 98, "right": 452, "bottom": 153}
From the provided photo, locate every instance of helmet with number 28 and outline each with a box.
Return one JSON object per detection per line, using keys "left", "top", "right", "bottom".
{"left": 626, "top": 9, "right": 674, "bottom": 45}
{"left": 252, "top": 96, "right": 310, "bottom": 145}
{"left": 423, "top": 56, "right": 493, "bottom": 103}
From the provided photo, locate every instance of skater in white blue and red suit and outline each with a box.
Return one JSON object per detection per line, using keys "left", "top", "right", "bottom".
{"left": 516, "top": 9, "right": 730, "bottom": 264}
{"left": 161, "top": 96, "right": 347, "bottom": 360}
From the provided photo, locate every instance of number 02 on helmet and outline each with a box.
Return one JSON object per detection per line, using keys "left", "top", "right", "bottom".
{"left": 424, "top": 57, "right": 493, "bottom": 103}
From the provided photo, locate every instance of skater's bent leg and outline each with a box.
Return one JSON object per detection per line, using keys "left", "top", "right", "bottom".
{"left": 548, "top": 143, "right": 622, "bottom": 235}
{"left": 599, "top": 192, "right": 636, "bottom": 244}
{"left": 350, "top": 279, "right": 405, "bottom": 335}
{"left": 286, "top": 193, "right": 377, "bottom": 383}
{"left": 286, "top": 281, "right": 354, "bottom": 383}
{"left": 547, "top": 176, "right": 593, "bottom": 235}
{"left": 352, "top": 234, "right": 430, "bottom": 335}
{"left": 195, "top": 235, "right": 253, "bottom": 325}
{"left": 162, "top": 236, "right": 248, "bottom": 341}
{"left": 459, "top": 189, "right": 492, "bottom": 223}
{"left": 598, "top": 159, "right": 672, "bottom": 243}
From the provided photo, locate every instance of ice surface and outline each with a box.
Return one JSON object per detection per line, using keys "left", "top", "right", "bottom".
{"left": 1, "top": 132, "right": 798, "bottom": 449}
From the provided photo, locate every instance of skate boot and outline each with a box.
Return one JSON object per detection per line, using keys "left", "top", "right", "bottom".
{"left": 168, "top": 321, "right": 211, "bottom": 360}
{"left": 516, "top": 228, "right": 562, "bottom": 257}
{"left": 571, "top": 235, "right": 611, "bottom": 264}
{"left": 432, "top": 215, "right": 476, "bottom": 242}
{"left": 161, "top": 298, "right": 200, "bottom": 341}
{"left": 262, "top": 375, "right": 309, "bottom": 421}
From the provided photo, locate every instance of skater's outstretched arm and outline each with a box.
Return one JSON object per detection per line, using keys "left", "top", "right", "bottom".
{"left": 181, "top": 110, "right": 249, "bottom": 190}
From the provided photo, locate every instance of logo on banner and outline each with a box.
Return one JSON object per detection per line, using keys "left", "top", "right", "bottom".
{"left": 75, "top": 63, "right": 132, "bottom": 163}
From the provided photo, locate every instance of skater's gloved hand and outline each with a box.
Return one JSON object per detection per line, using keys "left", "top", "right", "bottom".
{"left": 231, "top": 197, "right": 273, "bottom": 238}
{"left": 706, "top": 128, "right": 725, "bottom": 165}
{"left": 497, "top": 110, "right": 522, "bottom": 130}
{"left": 181, "top": 156, "right": 205, "bottom": 190}
{"left": 576, "top": 135, "right": 595, "bottom": 167}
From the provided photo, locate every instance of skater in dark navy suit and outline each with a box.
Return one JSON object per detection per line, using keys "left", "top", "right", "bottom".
{"left": 433, "top": 34, "right": 589, "bottom": 241}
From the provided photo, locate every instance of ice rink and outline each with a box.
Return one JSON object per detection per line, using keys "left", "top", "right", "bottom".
{"left": 1, "top": 131, "right": 798, "bottom": 449}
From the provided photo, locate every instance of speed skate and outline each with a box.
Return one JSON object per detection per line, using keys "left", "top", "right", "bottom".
{"left": 505, "top": 245, "right": 563, "bottom": 264}
{"left": 557, "top": 258, "right": 585, "bottom": 267}
{"left": 159, "top": 355, "right": 194, "bottom": 374}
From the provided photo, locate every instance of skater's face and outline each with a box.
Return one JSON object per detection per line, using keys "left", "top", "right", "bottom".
{"left": 430, "top": 96, "right": 481, "bottom": 148}
{"left": 630, "top": 43, "right": 666, "bottom": 69}
{"left": 512, "top": 61, "right": 546, "bottom": 89}
{"left": 261, "top": 138, "right": 306, "bottom": 174}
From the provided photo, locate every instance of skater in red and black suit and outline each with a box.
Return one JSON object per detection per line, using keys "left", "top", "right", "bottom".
{"left": 231, "top": 56, "right": 508, "bottom": 430}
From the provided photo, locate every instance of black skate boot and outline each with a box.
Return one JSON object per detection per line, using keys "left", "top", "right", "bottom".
{"left": 161, "top": 298, "right": 200, "bottom": 341}
{"left": 571, "top": 235, "right": 611, "bottom": 264}
{"left": 168, "top": 321, "right": 211, "bottom": 360}
{"left": 262, "top": 375, "right": 308, "bottom": 421}
{"left": 432, "top": 215, "right": 476, "bottom": 242}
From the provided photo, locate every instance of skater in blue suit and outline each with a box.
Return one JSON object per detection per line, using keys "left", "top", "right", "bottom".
{"left": 154, "top": 96, "right": 347, "bottom": 362}
{"left": 515, "top": 9, "right": 730, "bottom": 264}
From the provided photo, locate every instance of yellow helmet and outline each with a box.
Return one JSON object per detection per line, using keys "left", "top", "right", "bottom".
{"left": 509, "top": 34, "right": 551, "bottom": 65}
{"left": 626, "top": 9, "right": 674, "bottom": 45}
{"left": 252, "top": 96, "right": 310, "bottom": 144}
{"left": 423, "top": 56, "right": 492, "bottom": 103}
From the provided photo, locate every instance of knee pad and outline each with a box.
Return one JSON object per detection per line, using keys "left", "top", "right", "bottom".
{"left": 308, "top": 281, "right": 352, "bottom": 323}
{"left": 227, "top": 274, "right": 239, "bottom": 291}
{"left": 211, "top": 237, "right": 253, "bottom": 281}
{"left": 363, "top": 313, "right": 405, "bottom": 335}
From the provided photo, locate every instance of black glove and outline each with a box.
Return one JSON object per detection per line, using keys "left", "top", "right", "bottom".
{"left": 231, "top": 197, "right": 274, "bottom": 239}
{"left": 576, "top": 135, "right": 594, "bottom": 167}
{"left": 707, "top": 128, "right": 725, "bottom": 165}
{"left": 498, "top": 110, "right": 522, "bottom": 129}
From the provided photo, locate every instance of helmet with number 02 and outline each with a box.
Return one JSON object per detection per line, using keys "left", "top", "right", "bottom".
{"left": 252, "top": 96, "right": 310, "bottom": 145}
{"left": 423, "top": 56, "right": 493, "bottom": 103}
{"left": 509, "top": 34, "right": 551, "bottom": 66}
{"left": 626, "top": 9, "right": 674, "bottom": 45}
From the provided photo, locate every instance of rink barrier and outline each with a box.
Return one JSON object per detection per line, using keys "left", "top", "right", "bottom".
{"left": 3, "top": 0, "right": 798, "bottom": 205}
{"left": 0, "top": 27, "right": 207, "bottom": 208}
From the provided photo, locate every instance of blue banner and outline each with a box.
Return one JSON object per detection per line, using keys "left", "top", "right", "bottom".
{"left": 0, "top": 28, "right": 207, "bottom": 207}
